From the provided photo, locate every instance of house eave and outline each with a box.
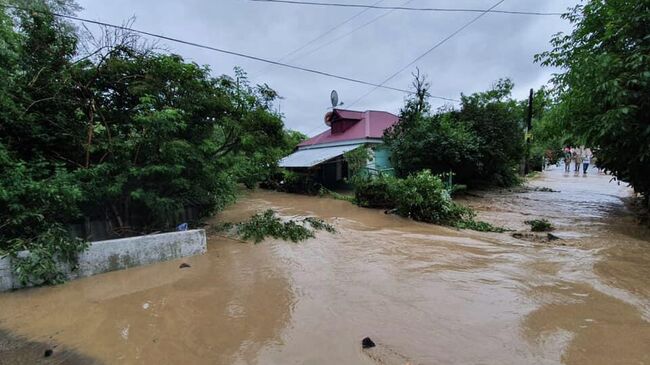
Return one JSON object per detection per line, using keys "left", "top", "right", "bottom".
{"left": 297, "top": 138, "right": 383, "bottom": 151}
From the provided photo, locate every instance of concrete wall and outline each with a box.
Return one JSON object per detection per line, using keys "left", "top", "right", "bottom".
{"left": 0, "top": 229, "right": 207, "bottom": 292}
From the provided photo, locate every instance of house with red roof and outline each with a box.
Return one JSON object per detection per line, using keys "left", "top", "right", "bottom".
{"left": 279, "top": 108, "right": 399, "bottom": 187}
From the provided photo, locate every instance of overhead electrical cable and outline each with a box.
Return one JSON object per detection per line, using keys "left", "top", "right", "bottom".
{"left": 348, "top": 0, "right": 505, "bottom": 108}
{"left": 0, "top": 3, "right": 459, "bottom": 102}
{"left": 290, "top": 0, "right": 414, "bottom": 63}
{"left": 250, "top": 0, "right": 562, "bottom": 16}
{"left": 250, "top": 0, "right": 385, "bottom": 79}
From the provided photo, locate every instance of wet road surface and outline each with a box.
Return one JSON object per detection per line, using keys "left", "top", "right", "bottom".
{"left": 0, "top": 166, "right": 648, "bottom": 364}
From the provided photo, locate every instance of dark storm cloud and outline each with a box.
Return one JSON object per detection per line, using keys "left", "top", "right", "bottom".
{"left": 76, "top": 0, "right": 576, "bottom": 135}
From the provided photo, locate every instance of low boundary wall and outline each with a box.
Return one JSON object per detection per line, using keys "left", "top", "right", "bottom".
{"left": 0, "top": 229, "right": 207, "bottom": 292}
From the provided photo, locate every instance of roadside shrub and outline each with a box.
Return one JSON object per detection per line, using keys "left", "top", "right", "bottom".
{"left": 353, "top": 175, "right": 396, "bottom": 208}
{"left": 9, "top": 225, "right": 88, "bottom": 286}
{"left": 350, "top": 170, "right": 505, "bottom": 232}
{"left": 0, "top": 149, "right": 88, "bottom": 285}
{"left": 391, "top": 170, "right": 473, "bottom": 224}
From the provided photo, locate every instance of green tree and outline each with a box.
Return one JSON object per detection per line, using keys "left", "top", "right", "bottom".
{"left": 457, "top": 78, "right": 525, "bottom": 186}
{"left": 0, "top": 1, "right": 298, "bottom": 284}
{"left": 536, "top": 0, "right": 650, "bottom": 203}
{"left": 385, "top": 74, "right": 525, "bottom": 187}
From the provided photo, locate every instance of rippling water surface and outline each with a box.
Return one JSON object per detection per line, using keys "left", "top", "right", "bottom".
{"left": 1, "top": 167, "right": 648, "bottom": 364}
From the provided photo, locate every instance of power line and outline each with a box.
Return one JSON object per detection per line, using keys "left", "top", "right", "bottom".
{"left": 0, "top": 3, "right": 458, "bottom": 102}
{"left": 259, "top": 0, "right": 461, "bottom": 104}
{"left": 250, "top": 0, "right": 385, "bottom": 79}
{"left": 250, "top": 0, "right": 562, "bottom": 16}
{"left": 348, "top": 0, "right": 505, "bottom": 108}
{"left": 290, "top": 0, "right": 413, "bottom": 64}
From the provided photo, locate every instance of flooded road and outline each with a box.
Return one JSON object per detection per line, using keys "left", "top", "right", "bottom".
{"left": 1, "top": 166, "right": 649, "bottom": 364}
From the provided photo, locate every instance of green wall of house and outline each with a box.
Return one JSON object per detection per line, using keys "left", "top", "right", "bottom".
{"left": 372, "top": 145, "right": 392, "bottom": 171}
{"left": 287, "top": 143, "right": 393, "bottom": 190}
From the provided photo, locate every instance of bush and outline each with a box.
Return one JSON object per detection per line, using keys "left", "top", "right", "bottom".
{"left": 391, "top": 170, "right": 473, "bottom": 224}
{"left": 528, "top": 149, "right": 546, "bottom": 172}
{"left": 353, "top": 175, "right": 396, "bottom": 208}
{"left": 9, "top": 225, "right": 88, "bottom": 286}
{"left": 525, "top": 219, "right": 553, "bottom": 232}
{"left": 351, "top": 170, "right": 504, "bottom": 232}
{"left": 0, "top": 148, "right": 88, "bottom": 285}
{"left": 261, "top": 170, "right": 323, "bottom": 195}
{"left": 234, "top": 209, "right": 335, "bottom": 243}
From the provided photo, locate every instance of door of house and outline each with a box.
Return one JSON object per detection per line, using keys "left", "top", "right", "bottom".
{"left": 336, "top": 160, "right": 343, "bottom": 181}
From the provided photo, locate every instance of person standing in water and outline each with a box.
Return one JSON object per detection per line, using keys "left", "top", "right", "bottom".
{"left": 582, "top": 148, "right": 592, "bottom": 174}
{"left": 572, "top": 148, "right": 582, "bottom": 172}
{"left": 563, "top": 147, "right": 572, "bottom": 172}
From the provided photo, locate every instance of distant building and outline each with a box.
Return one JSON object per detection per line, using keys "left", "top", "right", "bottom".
{"left": 279, "top": 108, "right": 399, "bottom": 188}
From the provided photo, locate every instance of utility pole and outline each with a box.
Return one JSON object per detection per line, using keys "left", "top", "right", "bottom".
{"left": 524, "top": 88, "right": 534, "bottom": 175}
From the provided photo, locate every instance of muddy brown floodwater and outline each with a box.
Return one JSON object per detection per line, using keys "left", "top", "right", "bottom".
{"left": 1, "top": 166, "right": 649, "bottom": 365}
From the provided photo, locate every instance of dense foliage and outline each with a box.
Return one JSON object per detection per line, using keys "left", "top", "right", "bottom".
{"left": 352, "top": 170, "right": 503, "bottom": 231}
{"left": 0, "top": 1, "right": 300, "bottom": 284}
{"left": 343, "top": 145, "right": 371, "bottom": 178}
{"left": 384, "top": 75, "right": 526, "bottom": 187}
{"left": 261, "top": 169, "right": 323, "bottom": 195}
{"left": 390, "top": 170, "right": 472, "bottom": 225}
{"left": 353, "top": 175, "right": 396, "bottom": 209}
{"left": 536, "top": 0, "right": 650, "bottom": 204}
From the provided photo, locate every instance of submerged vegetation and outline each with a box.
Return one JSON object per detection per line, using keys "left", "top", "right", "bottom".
{"left": 351, "top": 170, "right": 505, "bottom": 232}
{"left": 389, "top": 170, "right": 471, "bottom": 225}
{"left": 225, "top": 210, "right": 336, "bottom": 244}
{"left": 525, "top": 219, "right": 554, "bottom": 232}
{"left": 455, "top": 220, "right": 506, "bottom": 233}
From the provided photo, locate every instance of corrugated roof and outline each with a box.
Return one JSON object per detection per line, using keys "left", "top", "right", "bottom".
{"left": 299, "top": 109, "right": 399, "bottom": 148}
{"left": 279, "top": 144, "right": 363, "bottom": 168}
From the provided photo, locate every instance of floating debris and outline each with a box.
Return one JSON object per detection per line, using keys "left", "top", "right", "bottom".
{"left": 362, "top": 338, "right": 415, "bottom": 364}
{"left": 362, "top": 337, "right": 376, "bottom": 349}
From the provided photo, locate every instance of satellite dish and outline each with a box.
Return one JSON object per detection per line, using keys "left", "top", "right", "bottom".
{"left": 330, "top": 90, "right": 339, "bottom": 108}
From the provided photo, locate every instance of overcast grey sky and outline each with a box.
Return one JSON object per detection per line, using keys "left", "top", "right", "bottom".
{"left": 75, "top": 0, "right": 577, "bottom": 136}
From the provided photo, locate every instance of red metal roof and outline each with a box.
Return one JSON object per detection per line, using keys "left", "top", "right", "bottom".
{"left": 298, "top": 109, "right": 399, "bottom": 147}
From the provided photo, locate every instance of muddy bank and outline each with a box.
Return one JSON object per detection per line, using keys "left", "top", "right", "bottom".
{"left": 0, "top": 166, "right": 648, "bottom": 364}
